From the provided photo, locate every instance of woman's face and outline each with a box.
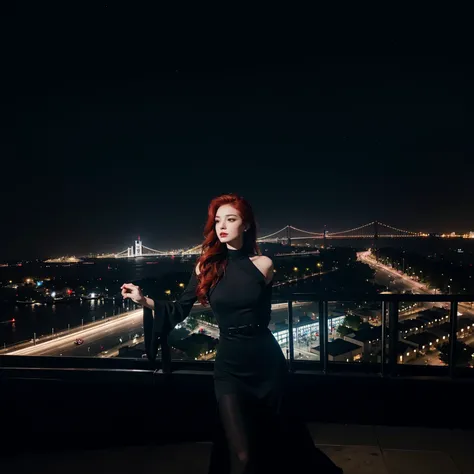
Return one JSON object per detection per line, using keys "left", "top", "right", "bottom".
{"left": 215, "top": 204, "right": 246, "bottom": 245}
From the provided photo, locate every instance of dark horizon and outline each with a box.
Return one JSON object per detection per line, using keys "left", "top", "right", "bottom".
{"left": 3, "top": 229, "right": 474, "bottom": 262}
{"left": 4, "top": 6, "right": 471, "bottom": 260}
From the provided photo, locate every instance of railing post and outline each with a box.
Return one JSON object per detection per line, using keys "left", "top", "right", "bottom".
{"left": 388, "top": 301, "right": 399, "bottom": 376}
{"left": 323, "top": 300, "right": 329, "bottom": 373}
{"left": 449, "top": 300, "right": 458, "bottom": 378}
{"left": 287, "top": 301, "right": 294, "bottom": 373}
{"left": 318, "top": 300, "right": 328, "bottom": 373}
{"left": 381, "top": 301, "right": 387, "bottom": 376}
{"left": 161, "top": 336, "right": 172, "bottom": 375}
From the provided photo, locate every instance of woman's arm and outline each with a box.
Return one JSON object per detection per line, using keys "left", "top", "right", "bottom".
{"left": 136, "top": 265, "right": 200, "bottom": 362}
{"left": 140, "top": 296, "right": 155, "bottom": 310}
{"left": 149, "top": 269, "right": 199, "bottom": 333}
{"left": 122, "top": 263, "right": 200, "bottom": 328}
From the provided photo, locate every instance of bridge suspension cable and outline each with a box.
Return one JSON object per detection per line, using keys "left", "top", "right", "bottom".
{"left": 141, "top": 245, "right": 169, "bottom": 255}
{"left": 257, "top": 225, "right": 289, "bottom": 240}
{"left": 377, "top": 221, "right": 419, "bottom": 236}
{"left": 101, "top": 220, "right": 427, "bottom": 259}
{"left": 288, "top": 225, "right": 324, "bottom": 236}
{"left": 329, "top": 221, "right": 375, "bottom": 236}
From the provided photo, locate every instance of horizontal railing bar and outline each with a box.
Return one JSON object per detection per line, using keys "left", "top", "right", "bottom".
{"left": 289, "top": 293, "right": 474, "bottom": 302}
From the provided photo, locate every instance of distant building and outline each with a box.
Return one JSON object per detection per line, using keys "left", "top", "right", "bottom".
{"left": 172, "top": 333, "right": 218, "bottom": 360}
{"left": 415, "top": 308, "right": 449, "bottom": 328}
{"left": 118, "top": 342, "right": 147, "bottom": 358}
{"left": 343, "top": 324, "right": 382, "bottom": 353}
{"left": 427, "top": 327, "right": 450, "bottom": 343}
{"left": 403, "top": 332, "right": 441, "bottom": 352}
{"left": 271, "top": 314, "right": 345, "bottom": 346}
{"left": 398, "top": 318, "right": 425, "bottom": 336}
{"left": 352, "top": 307, "right": 380, "bottom": 322}
{"left": 311, "top": 339, "right": 363, "bottom": 362}
{"left": 397, "top": 341, "right": 417, "bottom": 364}
{"left": 437, "top": 318, "right": 474, "bottom": 339}
{"left": 457, "top": 318, "right": 474, "bottom": 339}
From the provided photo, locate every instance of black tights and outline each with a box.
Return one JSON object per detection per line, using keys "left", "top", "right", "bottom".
{"left": 219, "top": 393, "right": 256, "bottom": 473}
{"left": 208, "top": 391, "right": 343, "bottom": 474}
{"left": 205, "top": 393, "right": 262, "bottom": 473}
{"left": 208, "top": 392, "right": 284, "bottom": 474}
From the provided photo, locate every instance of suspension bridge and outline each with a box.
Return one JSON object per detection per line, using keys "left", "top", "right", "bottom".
{"left": 97, "top": 221, "right": 430, "bottom": 258}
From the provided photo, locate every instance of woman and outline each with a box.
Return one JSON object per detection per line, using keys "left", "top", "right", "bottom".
{"left": 121, "top": 193, "right": 342, "bottom": 473}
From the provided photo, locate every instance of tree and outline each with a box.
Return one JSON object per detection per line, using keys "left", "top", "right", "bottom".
{"left": 186, "top": 316, "right": 199, "bottom": 331}
{"left": 438, "top": 341, "right": 474, "bottom": 367}
{"left": 343, "top": 315, "right": 361, "bottom": 331}
{"left": 337, "top": 325, "right": 353, "bottom": 337}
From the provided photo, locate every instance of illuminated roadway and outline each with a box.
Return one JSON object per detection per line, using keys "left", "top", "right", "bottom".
{"left": 358, "top": 251, "right": 474, "bottom": 316}
{"left": 358, "top": 251, "right": 433, "bottom": 295}
{"left": 8, "top": 303, "right": 211, "bottom": 357}
{"left": 8, "top": 309, "right": 145, "bottom": 357}
{"left": 7, "top": 302, "right": 308, "bottom": 357}
{"left": 358, "top": 250, "right": 474, "bottom": 367}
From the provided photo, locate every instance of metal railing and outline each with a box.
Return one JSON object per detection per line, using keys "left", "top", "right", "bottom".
{"left": 158, "top": 293, "right": 474, "bottom": 377}
{"left": 1, "top": 293, "right": 474, "bottom": 380}
{"left": 285, "top": 293, "right": 473, "bottom": 378}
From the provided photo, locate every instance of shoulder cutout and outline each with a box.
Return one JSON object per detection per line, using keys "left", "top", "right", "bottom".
{"left": 250, "top": 255, "right": 274, "bottom": 283}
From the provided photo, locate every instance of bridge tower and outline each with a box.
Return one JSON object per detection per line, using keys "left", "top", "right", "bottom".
{"left": 286, "top": 225, "right": 292, "bottom": 247}
{"left": 127, "top": 246, "right": 134, "bottom": 257}
{"left": 323, "top": 225, "right": 327, "bottom": 249}
{"left": 373, "top": 220, "right": 379, "bottom": 261}
{"left": 135, "top": 237, "right": 143, "bottom": 256}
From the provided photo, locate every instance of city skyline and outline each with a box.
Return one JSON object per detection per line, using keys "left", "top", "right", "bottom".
{"left": 5, "top": 8, "right": 471, "bottom": 261}
{"left": 4, "top": 220, "right": 474, "bottom": 262}
{"left": 2, "top": 189, "right": 474, "bottom": 261}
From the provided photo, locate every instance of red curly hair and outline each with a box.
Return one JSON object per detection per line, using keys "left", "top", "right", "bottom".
{"left": 196, "top": 193, "right": 260, "bottom": 305}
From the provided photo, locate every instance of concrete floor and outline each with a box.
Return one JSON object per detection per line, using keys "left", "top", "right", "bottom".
{"left": 3, "top": 423, "right": 473, "bottom": 474}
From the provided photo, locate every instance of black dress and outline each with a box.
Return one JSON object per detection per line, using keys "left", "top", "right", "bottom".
{"left": 144, "top": 247, "right": 342, "bottom": 473}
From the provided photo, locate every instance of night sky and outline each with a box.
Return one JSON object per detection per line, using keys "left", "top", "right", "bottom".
{"left": 4, "top": 6, "right": 472, "bottom": 260}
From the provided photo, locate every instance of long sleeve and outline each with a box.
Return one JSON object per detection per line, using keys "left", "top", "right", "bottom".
{"left": 143, "top": 270, "right": 198, "bottom": 361}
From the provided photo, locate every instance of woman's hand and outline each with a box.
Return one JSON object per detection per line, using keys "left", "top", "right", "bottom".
{"left": 121, "top": 283, "right": 146, "bottom": 305}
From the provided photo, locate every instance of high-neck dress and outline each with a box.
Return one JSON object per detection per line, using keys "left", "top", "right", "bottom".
{"left": 144, "top": 247, "right": 342, "bottom": 473}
